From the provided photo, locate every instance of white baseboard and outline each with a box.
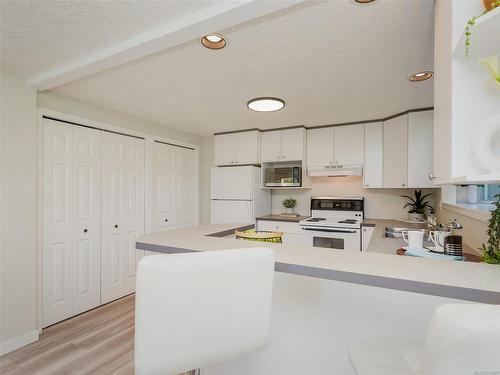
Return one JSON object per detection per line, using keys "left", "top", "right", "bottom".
{"left": 0, "top": 330, "right": 39, "bottom": 355}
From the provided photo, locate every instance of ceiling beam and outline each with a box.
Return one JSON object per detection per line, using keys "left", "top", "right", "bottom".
{"left": 28, "top": 0, "right": 307, "bottom": 91}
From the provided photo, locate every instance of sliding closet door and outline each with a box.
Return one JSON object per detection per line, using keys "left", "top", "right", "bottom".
{"left": 152, "top": 142, "right": 195, "bottom": 232}
{"left": 72, "top": 126, "right": 101, "bottom": 315}
{"left": 42, "top": 119, "right": 101, "bottom": 327}
{"left": 101, "top": 132, "right": 144, "bottom": 304}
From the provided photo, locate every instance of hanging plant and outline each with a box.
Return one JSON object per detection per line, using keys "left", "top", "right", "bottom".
{"left": 464, "top": 0, "right": 500, "bottom": 57}
{"left": 481, "top": 194, "right": 500, "bottom": 264}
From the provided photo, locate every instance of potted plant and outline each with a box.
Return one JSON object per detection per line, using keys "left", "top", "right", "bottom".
{"left": 401, "top": 190, "right": 433, "bottom": 222}
{"left": 282, "top": 196, "right": 297, "bottom": 216}
{"left": 481, "top": 193, "right": 500, "bottom": 264}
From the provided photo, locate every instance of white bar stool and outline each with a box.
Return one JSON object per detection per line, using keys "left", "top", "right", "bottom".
{"left": 348, "top": 303, "right": 500, "bottom": 375}
{"left": 134, "top": 248, "right": 275, "bottom": 375}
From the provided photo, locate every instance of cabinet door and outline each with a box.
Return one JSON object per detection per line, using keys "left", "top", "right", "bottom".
{"left": 408, "top": 111, "right": 434, "bottom": 188}
{"left": 42, "top": 119, "right": 74, "bottom": 327}
{"left": 234, "top": 131, "right": 260, "bottom": 165}
{"left": 362, "top": 227, "right": 375, "bottom": 251}
{"left": 281, "top": 128, "right": 305, "bottom": 161}
{"left": 383, "top": 115, "right": 408, "bottom": 188}
{"left": 261, "top": 130, "right": 282, "bottom": 162}
{"left": 306, "top": 127, "right": 334, "bottom": 166}
{"left": 334, "top": 124, "right": 364, "bottom": 165}
{"left": 72, "top": 126, "right": 101, "bottom": 315}
{"left": 213, "top": 133, "right": 235, "bottom": 165}
{"left": 364, "top": 122, "right": 383, "bottom": 188}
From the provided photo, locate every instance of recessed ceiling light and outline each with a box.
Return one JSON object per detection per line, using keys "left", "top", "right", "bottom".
{"left": 201, "top": 34, "right": 226, "bottom": 50}
{"left": 247, "top": 97, "right": 285, "bottom": 112}
{"left": 354, "top": 0, "right": 375, "bottom": 3}
{"left": 409, "top": 71, "right": 433, "bottom": 82}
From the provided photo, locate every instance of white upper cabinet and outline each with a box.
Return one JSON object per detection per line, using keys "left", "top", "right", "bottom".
{"left": 408, "top": 111, "right": 434, "bottom": 188}
{"left": 363, "top": 122, "right": 383, "bottom": 188}
{"left": 261, "top": 127, "right": 305, "bottom": 162}
{"left": 261, "top": 130, "right": 282, "bottom": 162}
{"left": 334, "top": 124, "right": 364, "bottom": 165}
{"left": 213, "top": 130, "right": 261, "bottom": 166}
{"left": 306, "top": 127, "right": 334, "bottom": 166}
{"left": 383, "top": 115, "right": 408, "bottom": 188}
{"left": 307, "top": 125, "right": 364, "bottom": 167}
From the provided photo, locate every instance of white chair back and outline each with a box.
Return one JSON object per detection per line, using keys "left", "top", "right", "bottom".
{"left": 421, "top": 303, "right": 500, "bottom": 375}
{"left": 134, "top": 248, "right": 275, "bottom": 375}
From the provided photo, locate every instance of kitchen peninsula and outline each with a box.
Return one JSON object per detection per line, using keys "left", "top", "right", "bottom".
{"left": 137, "top": 224, "right": 500, "bottom": 303}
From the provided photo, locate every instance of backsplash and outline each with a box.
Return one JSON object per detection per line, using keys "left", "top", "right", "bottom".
{"left": 271, "top": 176, "right": 437, "bottom": 219}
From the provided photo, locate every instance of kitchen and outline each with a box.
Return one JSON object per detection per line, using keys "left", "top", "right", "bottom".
{"left": 1, "top": 0, "right": 500, "bottom": 374}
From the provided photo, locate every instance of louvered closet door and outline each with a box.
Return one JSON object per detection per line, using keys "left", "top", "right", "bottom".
{"left": 42, "top": 120, "right": 101, "bottom": 327}
{"left": 152, "top": 142, "right": 195, "bottom": 233}
{"left": 101, "top": 132, "right": 145, "bottom": 303}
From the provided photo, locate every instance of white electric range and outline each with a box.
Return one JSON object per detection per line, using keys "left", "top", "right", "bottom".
{"left": 299, "top": 197, "right": 364, "bottom": 251}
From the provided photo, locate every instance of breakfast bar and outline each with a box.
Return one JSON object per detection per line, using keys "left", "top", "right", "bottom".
{"left": 137, "top": 223, "right": 500, "bottom": 304}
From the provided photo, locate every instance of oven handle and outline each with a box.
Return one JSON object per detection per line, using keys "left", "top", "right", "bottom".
{"left": 301, "top": 227, "right": 357, "bottom": 234}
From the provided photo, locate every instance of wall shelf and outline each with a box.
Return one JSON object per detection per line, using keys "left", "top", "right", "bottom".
{"left": 453, "top": 7, "right": 500, "bottom": 61}
{"left": 451, "top": 174, "right": 500, "bottom": 184}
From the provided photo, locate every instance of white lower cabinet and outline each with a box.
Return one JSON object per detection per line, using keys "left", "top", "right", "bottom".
{"left": 361, "top": 226, "right": 375, "bottom": 251}
{"left": 42, "top": 119, "right": 145, "bottom": 327}
{"left": 257, "top": 220, "right": 300, "bottom": 245}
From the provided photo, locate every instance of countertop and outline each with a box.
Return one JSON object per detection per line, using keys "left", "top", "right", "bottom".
{"left": 137, "top": 223, "right": 500, "bottom": 303}
{"left": 256, "top": 214, "right": 309, "bottom": 223}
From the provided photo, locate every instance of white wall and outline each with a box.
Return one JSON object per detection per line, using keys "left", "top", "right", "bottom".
{"left": 272, "top": 177, "right": 437, "bottom": 219}
{"left": 38, "top": 91, "right": 201, "bottom": 146}
{"left": 0, "top": 72, "right": 39, "bottom": 354}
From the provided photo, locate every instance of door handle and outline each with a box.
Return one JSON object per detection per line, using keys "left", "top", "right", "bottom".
{"left": 114, "top": 224, "right": 118, "bottom": 229}
{"left": 165, "top": 219, "right": 168, "bottom": 222}
{"left": 83, "top": 229, "right": 88, "bottom": 233}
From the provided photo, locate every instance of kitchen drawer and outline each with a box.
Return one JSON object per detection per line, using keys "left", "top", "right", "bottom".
{"left": 257, "top": 220, "right": 300, "bottom": 234}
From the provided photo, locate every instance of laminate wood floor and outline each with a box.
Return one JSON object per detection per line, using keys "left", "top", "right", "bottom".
{"left": 0, "top": 295, "right": 191, "bottom": 375}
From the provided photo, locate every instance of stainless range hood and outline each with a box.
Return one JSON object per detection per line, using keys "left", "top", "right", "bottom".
{"left": 307, "top": 165, "right": 363, "bottom": 177}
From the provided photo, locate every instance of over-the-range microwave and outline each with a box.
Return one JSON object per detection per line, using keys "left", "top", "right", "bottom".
{"left": 265, "top": 166, "right": 302, "bottom": 187}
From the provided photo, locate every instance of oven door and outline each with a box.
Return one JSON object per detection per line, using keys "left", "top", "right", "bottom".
{"left": 300, "top": 226, "right": 361, "bottom": 251}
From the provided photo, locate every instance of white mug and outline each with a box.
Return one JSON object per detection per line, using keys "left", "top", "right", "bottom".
{"left": 428, "top": 230, "right": 450, "bottom": 252}
{"left": 402, "top": 230, "right": 424, "bottom": 249}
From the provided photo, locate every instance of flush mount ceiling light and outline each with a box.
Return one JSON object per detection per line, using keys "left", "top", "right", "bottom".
{"left": 247, "top": 97, "right": 285, "bottom": 112}
{"left": 201, "top": 34, "right": 226, "bottom": 50}
{"left": 409, "top": 71, "right": 433, "bottom": 82}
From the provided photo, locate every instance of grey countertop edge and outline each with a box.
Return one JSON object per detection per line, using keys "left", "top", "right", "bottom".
{"left": 256, "top": 215, "right": 308, "bottom": 223}
{"left": 136, "top": 240, "right": 500, "bottom": 305}
{"left": 205, "top": 224, "right": 254, "bottom": 237}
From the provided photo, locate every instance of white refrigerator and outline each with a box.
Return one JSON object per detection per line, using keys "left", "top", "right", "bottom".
{"left": 210, "top": 166, "right": 271, "bottom": 224}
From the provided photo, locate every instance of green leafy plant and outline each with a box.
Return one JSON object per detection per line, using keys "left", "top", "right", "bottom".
{"left": 481, "top": 193, "right": 500, "bottom": 264}
{"left": 282, "top": 196, "right": 297, "bottom": 209}
{"left": 401, "top": 190, "right": 433, "bottom": 214}
{"left": 464, "top": 1, "right": 500, "bottom": 57}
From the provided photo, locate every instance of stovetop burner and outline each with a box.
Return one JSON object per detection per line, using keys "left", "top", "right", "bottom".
{"left": 338, "top": 219, "right": 358, "bottom": 224}
{"left": 306, "top": 217, "right": 326, "bottom": 222}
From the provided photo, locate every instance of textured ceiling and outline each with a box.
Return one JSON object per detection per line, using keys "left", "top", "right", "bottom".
{"left": 2, "top": 0, "right": 435, "bottom": 136}
{"left": 0, "top": 0, "right": 220, "bottom": 78}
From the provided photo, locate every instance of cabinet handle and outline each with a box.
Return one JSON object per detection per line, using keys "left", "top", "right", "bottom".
{"left": 282, "top": 155, "right": 285, "bottom": 160}
{"left": 165, "top": 219, "right": 168, "bottom": 222}
{"left": 83, "top": 229, "right": 88, "bottom": 233}
{"left": 277, "top": 155, "right": 281, "bottom": 160}
{"left": 114, "top": 224, "right": 118, "bottom": 229}
{"left": 428, "top": 174, "right": 436, "bottom": 180}
{"left": 365, "top": 184, "right": 370, "bottom": 188}
{"left": 402, "top": 183, "right": 406, "bottom": 187}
